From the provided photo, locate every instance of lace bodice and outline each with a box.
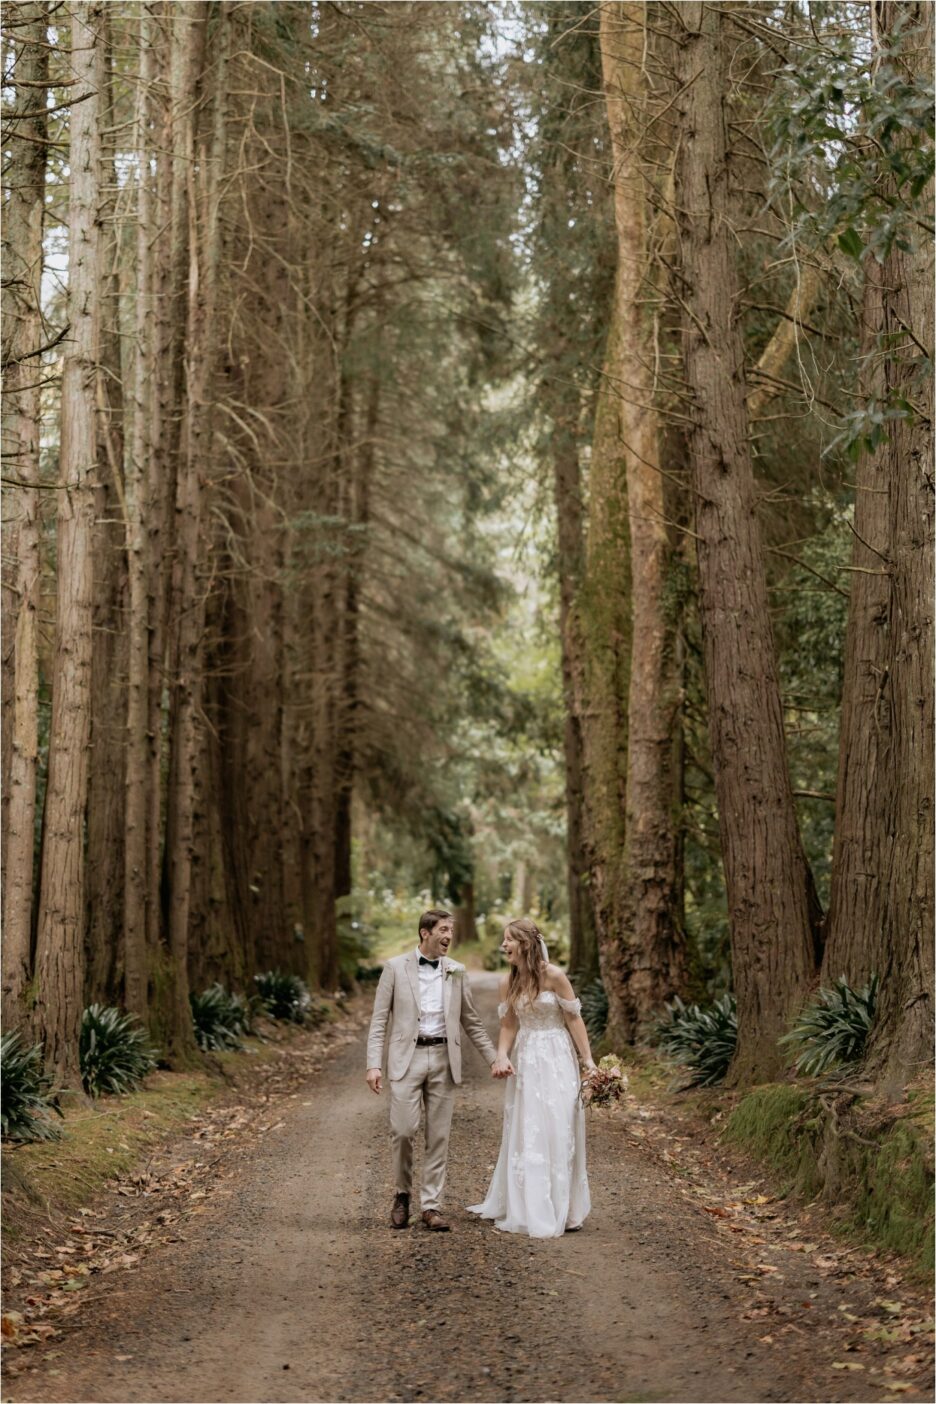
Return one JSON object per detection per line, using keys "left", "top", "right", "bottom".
{"left": 497, "top": 989, "right": 581, "bottom": 1029}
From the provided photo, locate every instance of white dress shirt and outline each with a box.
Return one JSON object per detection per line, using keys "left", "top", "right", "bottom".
{"left": 416, "top": 948, "right": 446, "bottom": 1038}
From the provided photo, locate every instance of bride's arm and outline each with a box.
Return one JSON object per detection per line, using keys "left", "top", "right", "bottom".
{"left": 492, "top": 977, "right": 518, "bottom": 1077}
{"left": 548, "top": 967, "right": 597, "bottom": 1072}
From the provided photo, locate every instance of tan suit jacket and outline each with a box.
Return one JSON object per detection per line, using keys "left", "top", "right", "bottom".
{"left": 366, "top": 951, "right": 496, "bottom": 1084}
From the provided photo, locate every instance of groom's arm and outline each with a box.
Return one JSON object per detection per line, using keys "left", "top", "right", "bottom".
{"left": 459, "top": 976, "right": 497, "bottom": 1066}
{"left": 366, "top": 961, "right": 395, "bottom": 1092}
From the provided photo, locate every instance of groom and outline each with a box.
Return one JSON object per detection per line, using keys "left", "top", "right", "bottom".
{"left": 365, "top": 908, "right": 510, "bottom": 1231}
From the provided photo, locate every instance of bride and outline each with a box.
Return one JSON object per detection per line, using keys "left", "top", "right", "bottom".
{"left": 468, "top": 917, "right": 595, "bottom": 1238}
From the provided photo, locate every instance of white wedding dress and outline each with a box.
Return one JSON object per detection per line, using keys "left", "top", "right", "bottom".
{"left": 468, "top": 991, "right": 591, "bottom": 1238}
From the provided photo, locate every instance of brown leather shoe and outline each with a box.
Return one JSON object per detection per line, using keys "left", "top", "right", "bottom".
{"left": 421, "top": 1209, "right": 450, "bottom": 1232}
{"left": 390, "top": 1192, "right": 410, "bottom": 1229}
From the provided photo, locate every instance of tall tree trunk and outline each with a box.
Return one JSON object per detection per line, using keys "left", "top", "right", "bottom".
{"left": 302, "top": 294, "right": 348, "bottom": 992}
{"left": 213, "top": 28, "right": 297, "bottom": 977}
{"left": 453, "top": 880, "right": 478, "bottom": 947}
{"left": 822, "top": 276, "right": 894, "bottom": 990}
{"left": 580, "top": 304, "right": 632, "bottom": 1037}
{"left": 533, "top": 5, "right": 604, "bottom": 982}
{"left": 673, "top": 2, "right": 819, "bottom": 1086}
{"left": 335, "top": 359, "right": 379, "bottom": 938}
{"left": 1, "top": 0, "right": 48, "bottom": 1029}
{"left": 859, "top": 1, "right": 934, "bottom": 1089}
{"left": 599, "top": 1, "right": 687, "bottom": 1036}
{"left": 307, "top": 500, "right": 341, "bottom": 990}
{"left": 163, "top": 1, "right": 228, "bottom": 1062}
{"left": 552, "top": 423, "right": 598, "bottom": 978}
{"left": 86, "top": 9, "right": 128, "bottom": 1005}
{"left": 123, "top": 6, "right": 156, "bottom": 1021}
{"left": 32, "top": 1, "right": 103, "bottom": 1081}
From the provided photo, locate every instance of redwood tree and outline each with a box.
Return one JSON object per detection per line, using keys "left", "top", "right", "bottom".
{"left": 598, "top": 0, "right": 687, "bottom": 1037}
{"left": 32, "top": 1, "right": 103, "bottom": 1080}
{"left": 162, "top": 1, "right": 229, "bottom": 1062}
{"left": 673, "top": 2, "right": 820, "bottom": 1084}
{"left": 826, "top": 0, "right": 935, "bottom": 1089}
{"left": 1, "top": 0, "right": 48, "bottom": 1028}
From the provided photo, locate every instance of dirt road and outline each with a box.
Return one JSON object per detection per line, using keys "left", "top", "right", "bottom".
{"left": 4, "top": 974, "right": 931, "bottom": 1403}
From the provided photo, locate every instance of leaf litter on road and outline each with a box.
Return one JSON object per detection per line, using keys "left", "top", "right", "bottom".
{"left": 1, "top": 1002, "right": 371, "bottom": 1381}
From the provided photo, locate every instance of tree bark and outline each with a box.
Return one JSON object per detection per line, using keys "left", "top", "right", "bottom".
{"left": 674, "top": 2, "right": 819, "bottom": 1085}
{"left": 858, "top": 1, "right": 934, "bottom": 1089}
{"left": 599, "top": 1, "right": 687, "bottom": 1036}
{"left": 453, "top": 881, "right": 478, "bottom": 947}
{"left": 335, "top": 357, "right": 379, "bottom": 938}
{"left": 580, "top": 303, "right": 632, "bottom": 1038}
{"left": 822, "top": 278, "right": 894, "bottom": 990}
{"left": 1, "top": 0, "right": 48, "bottom": 1029}
{"left": 145, "top": 4, "right": 179, "bottom": 983}
{"left": 552, "top": 424, "right": 599, "bottom": 979}
{"left": 123, "top": 6, "right": 157, "bottom": 1021}
{"left": 32, "top": 1, "right": 103, "bottom": 1081}
{"left": 163, "top": 0, "right": 227, "bottom": 1062}
{"left": 86, "top": 8, "right": 128, "bottom": 1006}
{"left": 211, "top": 20, "right": 299, "bottom": 977}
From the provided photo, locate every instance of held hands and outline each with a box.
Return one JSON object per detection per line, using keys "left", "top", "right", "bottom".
{"left": 366, "top": 1067, "right": 382, "bottom": 1095}
{"left": 491, "top": 1055, "right": 514, "bottom": 1079}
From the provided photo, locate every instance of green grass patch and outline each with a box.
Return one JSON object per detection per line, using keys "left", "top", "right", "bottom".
{"left": 841, "top": 1094, "right": 934, "bottom": 1273}
{"left": 0, "top": 1022, "right": 317, "bottom": 1240}
{"left": 724, "top": 1083, "right": 934, "bottom": 1279}
{"left": 722, "top": 1085, "right": 818, "bottom": 1188}
{"left": 2, "top": 1070, "right": 213, "bottom": 1240}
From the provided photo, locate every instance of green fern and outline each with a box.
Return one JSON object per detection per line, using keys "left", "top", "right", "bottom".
{"left": 80, "top": 1005, "right": 157, "bottom": 1097}
{"left": 1, "top": 1032, "right": 63, "bottom": 1142}
{"left": 656, "top": 993, "right": 737, "bottom": 1086}
{"left": 190, "top": 984, "right": 250, "bottom": 1051}
{"left": 253, "top": 969, "right": 318, "bottom": 1024}
{"left": 779, "top": 975, "right": 878, "bottom": 1076}
{"left": 578, "top": 977, "right": 609, "bottom": 1043}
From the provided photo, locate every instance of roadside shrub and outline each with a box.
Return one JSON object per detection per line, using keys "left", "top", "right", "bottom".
{"left": 482, "top": 945, "right": 504, "bottom": 972}
{"left": 578, "top": 976, "right": 609, "bottom": 1043}
{"left": 80, "top": 1005, "right": 157, "bottom": 1097}
{"left": 657, "top": 993, "right": 737, "bottom": 1086}
{"left": 779, "top": 974, "right": 878, "bottom": 1076}
{"left": 0, "top": 1032, "right": 63, "bottom": 1143}
{"left": 190, "top": 983, "right": 250, "bottom": 1051}
{"left": 253, "top": 969, "right": 317, "bottom": 1024}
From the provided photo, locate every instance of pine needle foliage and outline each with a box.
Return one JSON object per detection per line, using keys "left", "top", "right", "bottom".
{"left": 779, "top": 975, "right": 878, "bottom": 1076}
{"left": 190, "top": 984, "right": 251, "bottom": 1051}
{"left": 656, "top": 994, "right": 738, "bottom": 1086}
{"left": 0, "top": 1032, "right": 63, "bottom": 1142}
{"left": 80, "top": 1005, "right": 157, "bottom": 1098}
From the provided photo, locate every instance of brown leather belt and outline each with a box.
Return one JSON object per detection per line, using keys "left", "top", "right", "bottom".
{"left": 416, "top": 1035, "right": 448, "bottom": 1046}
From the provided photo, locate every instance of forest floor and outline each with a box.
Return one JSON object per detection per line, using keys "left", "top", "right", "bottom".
{"left": 2, "top": 973, "right": 932, "bottom": 1404}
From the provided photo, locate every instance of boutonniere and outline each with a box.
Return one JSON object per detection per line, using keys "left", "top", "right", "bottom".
{"left": 444, "top": 964, "right": 464, "bottom": 981}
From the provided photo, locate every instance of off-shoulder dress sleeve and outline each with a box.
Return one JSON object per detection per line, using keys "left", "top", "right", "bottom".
{"left": 497, "top": 1000, "right": 509, "bottom": 1019}
{"left": 556, "top": 993, "right": 582, "bottom": 1015}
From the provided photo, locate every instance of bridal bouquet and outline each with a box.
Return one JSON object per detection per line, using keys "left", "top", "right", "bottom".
{"left": 580, "top": 1054, "right": 628, "bottom": 1108}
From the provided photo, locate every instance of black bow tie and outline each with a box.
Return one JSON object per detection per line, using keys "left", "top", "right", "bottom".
{"left": 419, "top": 956, "right": 440, "bottom": 969}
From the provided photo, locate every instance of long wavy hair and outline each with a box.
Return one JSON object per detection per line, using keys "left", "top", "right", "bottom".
{"left": 504, "top": 917, "right": 548, "bottom": 1014}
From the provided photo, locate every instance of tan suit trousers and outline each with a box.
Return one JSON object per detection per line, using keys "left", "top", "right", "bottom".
{"left": 389, "top": 1043, "right": 455, "bottom": 1211}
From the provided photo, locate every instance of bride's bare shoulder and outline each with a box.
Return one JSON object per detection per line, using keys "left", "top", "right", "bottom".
{"left": 545, "top": 964, "right": 575, "bottom": 996}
